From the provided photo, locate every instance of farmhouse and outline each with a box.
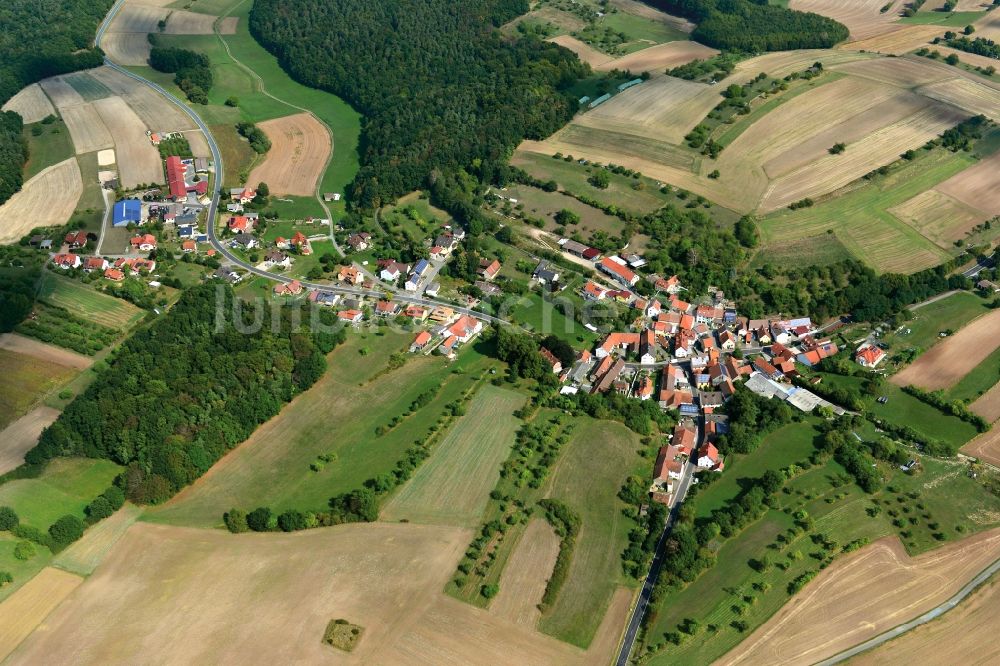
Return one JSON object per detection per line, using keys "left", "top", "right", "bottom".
{"left": 598, "top": 256, "right": 639, "bottom": 287}
{"left": 856, "top": 344, "right": 886, "bottom": 368}
{"left": 596, "top": 332, "right": 641, "bottom": 359}
{"left": 560, "top": 238, "right": 601, "bottom": 260}
{"left": 592, "top": 358, "right": 626, "bottom": 394}
{"left": 112, "top": 199, "right": 143, "bottom": 227}
{"left": 166, "top": 156, "right": 188, "bottom": 200}
{"left": 52, "top": 253, "right": 81, "bottom": 269}
{"left": 540, "top": 347, "right": 563, "bottom": 374}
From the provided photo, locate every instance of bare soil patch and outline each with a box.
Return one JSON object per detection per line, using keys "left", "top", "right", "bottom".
{"left": 247, "top": 113, "right": 331, "bottom": 196}
{"left": 0, "top": 333, "right": 93, "bottom": 370}
{"left": 489, "top": 518, "right": 562, "bottom": 627}
{"left": 790, "top": 0, "right": 904, "bottom": 41}
{"left": 2, "top": 85, "right": 56, "bottom": 124}
{"left": 60, "top": 103, "right": 114, "bottom": 154}
{"left": 892, "top": 309, "right": 1000, "bottom": 390}
{"left": 851, "top": 574, "right": 1000, "bottom": 665}
{"left": 4, "top": 521, "right": 620, "bottom": 666}
{"left": 595, "top": 41, "right": 719, "bottom": 74}
{"left": 970, "top": 381, "right": 1000, "bottom": 423}
{"left": 547, "top": 35, "right": 610, "bottom": 68}
{"left": 717, "top": 529, "right": 1000, "bottom": 666}
{"left": 0, "top": 406, "right": 60, "bottom": 476}
{"left": 0, "top": 568, "right": 83, "bottom": 662}
{"left": 935, "top": 149, "right": 1000, "bottom": 216}
{"left": 93, "top": 96, "right": 163, "bottom": 187}
{"left": 0, "top": 158, "right": 82, "bottom": 244}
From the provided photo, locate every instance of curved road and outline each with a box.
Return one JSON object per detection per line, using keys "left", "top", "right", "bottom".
{"left": 94, "top": 0, "right": 507, "bottom": 324}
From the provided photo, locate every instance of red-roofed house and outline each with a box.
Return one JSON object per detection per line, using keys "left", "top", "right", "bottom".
{"left": 375, "top": 300, "right": 400, "bottom": 317}
{"left": 636, "top": 375, "right": 654, "bottom": 400}
{"left": 478, "top": 259, "right": 501, "bottom": 281}
{"left": 166, "top": 156, "right": 188, "bottom": 200}
{"left": 273, "top": 280, "right": 304, "bottom": 296}
{"left": 291, "top": 231, "right": 312, "bottom": 255}
{"left": 540, "top": 347, "right": 563, "bottom": 374}
{"left": 338, "top": 265, "right": 362, "bottom": 285}
{"left": 338, "top": 309, "right": 363, "bottom": 324}
{"left": 410, "top": 331, "right": 432, "bottom": 352}
{"left": 65, "top": 230, "right": 89, "bottom": 248}
{"left": 130, "top": 234, "right": 157, "bottom": 251}
{"left": 596, "top": 332, "right": 640, "bottom": 359}
{"left": 52, "top": 253, "right": 81, "bottom": 269}
{"left": 447, "top": 315, "right": 482, "bottom": 342}
{"left": 672, "top": 425, "right": 696, "bottom": 456}
{"left": 856, "top": 345, "right": 886, "bottom": 368}
{"left": 653, "top": 445, "right": 684, "bottom": 486}
{"left": 228, "top": 216, "right": 253, "bottom": 233}
{"left": 583, "top": 281, "right": 608, "bottom": 301}
{"left": 83, "top": 257, "right": 108, "bottom": 272}
{"left": 347, "top": 232, "right": 371, "bottom": 251}
{"left": 103, "top": 268, "right": 125, "bottom": 281}
{"left": 181, "top": 239, "right": 197, "bottom": 253}
{"left": 598, "top": 257, "right": 638, "bottom": 287}
{"left": 697, "top": 442, "right": 723, "bottom": 471}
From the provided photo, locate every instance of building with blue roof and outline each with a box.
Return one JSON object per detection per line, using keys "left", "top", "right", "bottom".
{"left": 112, "top": 199, "right": 142, "bottom": 227}
{"left": 412, "top": 258, "right": 429, "bottom": 276}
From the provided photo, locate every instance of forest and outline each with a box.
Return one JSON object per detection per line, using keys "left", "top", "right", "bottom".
{"left": 0, "top": 0, "right": 111, "bottom": 205}
{"left": 641, "top": 0, "right": 848, "bottom": 51}
{"left": 249, "top": 0, "right": 588, "bottom": 208}
{"left": 27, "top": 282, "right": 345, "bottom": 504}
{"left": 148, "top": 42, "right": 214, "bottom": 104}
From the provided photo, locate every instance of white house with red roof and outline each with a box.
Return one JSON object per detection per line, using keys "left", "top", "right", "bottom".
{"left": 447, "top": 315, "right": 482, "bottom": 343}
{"left": 130, "top": 234, "right": 157, "bottom": 251}
{"left": 855, "top": 344, "right": 886, "bottom": 368}
{"left": 52, "top": 253, "right": 81, "bottom": 269}
{"left": 697, "top": 442, "right": 723, "bottom": 471}
{"left": 598, "top": 256, "right": 639, "bottom": 287}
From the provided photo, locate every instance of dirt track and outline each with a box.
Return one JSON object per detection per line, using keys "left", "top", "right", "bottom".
{"left": 717, "top": 529, "right": 1000, "bottom": 666}
{"left": 247, "top": 113, "right": 331, "bottom": 196}
{"left": 892, "top": 309, "right": 1000, "bottom": 391}
{"left": 0, "top": 406, "right": 60, "bottom": 475}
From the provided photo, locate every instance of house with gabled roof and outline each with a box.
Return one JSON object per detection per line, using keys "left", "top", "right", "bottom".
{"left": 83, "top": 257, "right": 108, "bottom": 272}
{"left": 52, "top": 253, "right": 81, "bottom": 269}
{"left": 338, "top": 265, "right": 362, "bottom": 285}
{"left": 410, "top": 331, "right": 432, "bottom": 352}
{"left": 478, "top": 258, "right": 501, "bottom": 281}
{"left": 598, "top": 256, "right": 638, "bottom": 287}
{"left": 273, "top": 280, "right": 304, "bottom": 296}
{"left": 856, "top": 344, "right": 886, "bottom": 368}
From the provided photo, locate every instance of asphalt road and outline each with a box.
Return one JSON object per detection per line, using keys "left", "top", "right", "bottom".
{"left": 615, "top": 432, "right": 699, "bottom": 666}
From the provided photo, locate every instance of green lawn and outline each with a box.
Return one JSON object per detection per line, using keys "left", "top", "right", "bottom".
{"left": 509, "top": 289, "right": 599, "bottom": 346}
{"left": 145, "top": 331, "right": 496, "bottom": 527}
{"left": 946, "top": 345, "right": 1000, "bottom": 403}
{"left": 22, "top": 119, "right": 75, "bottom": 180}
{"left": 900, "top": 10, "right": 987, "bottom": 26}
{"left": 884, "top": 291, "right": 990, "bottom": 356}
{"left": 0, "top": 458, "right": 121, "bottom": 531}
{"left": 71, "top": 151, "right": 107, "bottom": 236}
{"left": 538, "top": 418, "right": 646, "bottom": 648}
{"left": 38, "top": 273, "right": 146, "bottom": 330}
{"left": 694, "top": 420, "right": 820, "bottom": 519}
{"left": 600, "top": 11, "right": 689, "bottom": 48}
{"left": 265, "top": 195, "right": 326, "bottom": 220}
{"left": 0, "top": 534, "right": 54, "bottom": 602}
{"left": 759, "top": 148, "right": 974, "bottom": 273}
{"left": 381, "top": 384, "right": 525, "bottom": 527}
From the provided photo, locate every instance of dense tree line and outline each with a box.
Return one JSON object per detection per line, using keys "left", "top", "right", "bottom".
{"left": 537, "top": 498, "right": 580, "bottom": 610}
{"left": 249, "top": 0, "right": 588, "bottom": 208}
{"left": 28, "top": 283, "right": 340, "bottom": 504}
{"left": 641, "top": 0, "right": 848, "bottom": 51}
{"left": 0, "top": 112, "right": 26, "bottom": 206}
{"left": 148, "top": 43, "right": 213, "bottom": 104}
{"left": 235, "top": 121, "right": 271, "bottom": 154}
{"left": 938, "top": 33, "right": 1000, "bottom": 59}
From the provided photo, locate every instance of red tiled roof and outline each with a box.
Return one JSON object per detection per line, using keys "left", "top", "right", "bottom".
{"left": 166, "top": 156, "right": 187, "bottom": 199}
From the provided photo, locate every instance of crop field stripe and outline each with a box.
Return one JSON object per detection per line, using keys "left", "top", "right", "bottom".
{"left": 38, "top": 274, "right": 145, "bottom": 330}
{"left": 381, "top": 384, "right": 526, "bottom": 527}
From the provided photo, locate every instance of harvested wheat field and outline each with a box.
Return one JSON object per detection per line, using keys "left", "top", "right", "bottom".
{"left": 247, "top": 113, "right": 331, "bottom": 196}
{"left": 88, "top": 68, "right": 199, "bottom": 136}
{"left": 918, "top": 76, "right": 1000, "bottom": 121}
{"left": 790, "top": 0, "right": 903, "bottom": 41}
{"left": 974, "top": 9, "right": 1000, "bottom": 40}
{"left": 574, "top": 75, "right": 721, "bottom": 144}
{"left": 0, "top": 568, "right": 83, "bottom": 662}
{"left": 717, "top": 529, "right": 1000, "bottom": 666}
{"left": 931, "top": 45, "right": 1000, "bottom": 72}
{"left": 0, "top": 333, "right": 93, "bottom": 370}
{"left": 970, "top": 381, "right": 1000, "bottom": 423}
{"left": 935, "top": 149, "right": 1000, "bottom": 216}
{"left": 60, "top": 104, "right": 113, "bottom": 154}
{"left": 595, "top": 41, "right": 719, "bottom": 73}
{"left": 892, "top": 309, "right": 1000, "bottom": 390}
{"left": 729, "top": 49, "right": 872, "bottom": 83}
{"left": 93, "top": 96, "right": 163, "bottom": 188}
{"left": 0, "top": 158, "right": 82, "bottom": 243}
{"left": 851, "top": 574, "right": 1000, "bottom": 666}
{"left": 52, "top": 504, "right": 144, "bottom": 576}
{"left": 100, "top": 32, "right": 153, "bottom": 66}
{"left": 0, "top": 406, "right": 60, "bottom": 476}
{"left": 547, "top": 35, "right": 610, "bottom": 68}
{"left": 962, "top": 424, "right": 1000, "bottom": 465}
{"left": 831, "top": 56, "right": 954, "bottom": 88}
{"left": 107, "top": 4, "right": 235, "bottom": 35}
{"left": 889, "top": 189, "right": 986, "bottom": 246}
{"left": 2, "top": 84, "right": 56, "bottom": 124}
{"left": 843, "top": 25, "right": 942, "bottom": 54}
{"left": 38, "top": 77, "right": 84, "bottom": 109}
{"left": 5, "top": 521, "right": 622, "bottom": 666}
{"left": 489, "top": 519, "right": 562, "bottom": 627}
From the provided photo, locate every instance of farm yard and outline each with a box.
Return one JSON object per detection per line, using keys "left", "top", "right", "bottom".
{"left": 147, "top": 333, "right": 496, "bottom": 527}
{"left": 381, "top": 385, "right": 525, "bottom": 527}
{"left": 0, "top": 158, "right": 83, "bottom": 244}
{"left": 717, "top": 529, "right": 1000, "bottom": 666}
{"left": 246, "top": 113, "right": 331, "bottom": 196}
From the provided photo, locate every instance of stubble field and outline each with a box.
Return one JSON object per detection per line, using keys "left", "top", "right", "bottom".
{"left": 717, "top": 528, "right": 1000, "bottom": 666}
{"left": 891, "top": 309, "right": 1000, "bottom": 390}
{"left": 1, "top": 84, "right": 55, "bottom": 124}
{"left": 0, "top": 158, "right": 83, "bottom": 244}
{"left": 246, "top": 113, "right": 331, "bottom": 196}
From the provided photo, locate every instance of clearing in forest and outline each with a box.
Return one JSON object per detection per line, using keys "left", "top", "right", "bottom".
{"left": 381, "top": 384, "right": 525, "bottom": 527}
